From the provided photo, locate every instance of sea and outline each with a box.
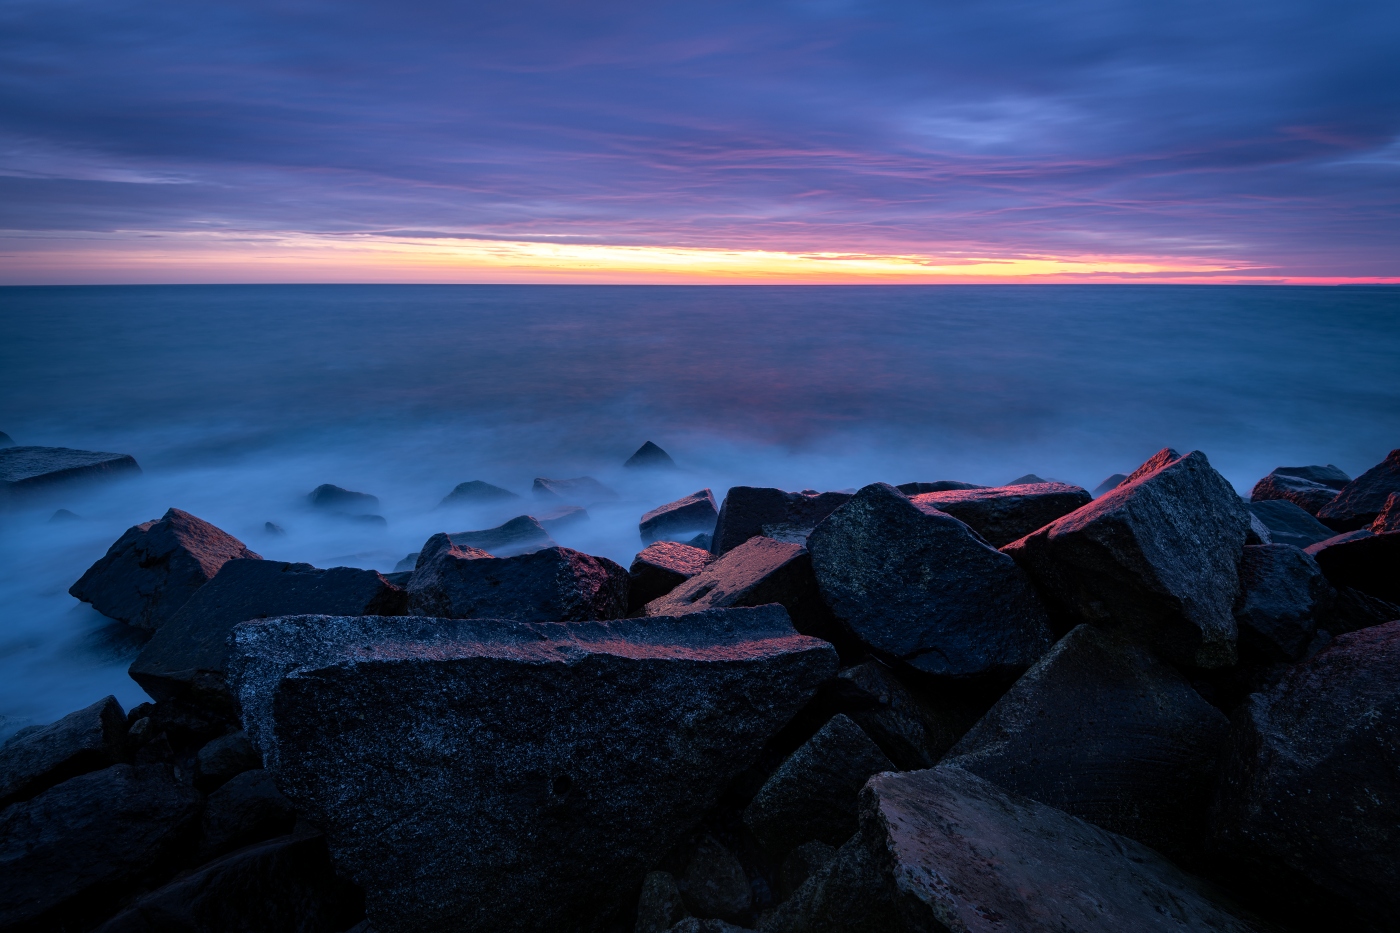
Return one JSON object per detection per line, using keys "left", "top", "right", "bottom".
{"left": 2, "top": 284, "right": 1398, "bottom": 736}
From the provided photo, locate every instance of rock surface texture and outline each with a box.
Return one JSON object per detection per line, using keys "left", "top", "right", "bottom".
{"left": 908, "top": 481, "right": 1092, "bottom": 548}
{"left": 710, "top": 487, "right": 853, "bottom": 556}
{"left": 0, "top": 695, "right": 128, "bottom": 807}
{"left": 1249, "top": 464, "right": 1350, "bottom": 515}
{"left": 228, "top": 606, "right": 838, "bottom": 933}
{"left": 1305, "top": 527, "right": 1400, "bottom": 604}
{"left": 1234, "top": 545, "right": 1335, "bottom": 661}
{"left": 1317, "top": 448, "right": 1400, "bottom": 530}
{"left": 1246, "top": 499, "right": 1336, "bottom": 548}
{"left": 449, "top": 515, "right": 556, "bottom": 556}
{"left": 628, "top": 541, "right": 711, "bottom": 612}
{"left": 640, "top": 489, "right": 719, "bottom": 544}
{"left": 0, "top": 445, "right": 141, "bottom": 501}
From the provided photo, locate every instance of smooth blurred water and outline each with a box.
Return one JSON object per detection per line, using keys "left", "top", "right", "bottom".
{"left": 2, "top": 284, "right": 1398, "bottom": 735}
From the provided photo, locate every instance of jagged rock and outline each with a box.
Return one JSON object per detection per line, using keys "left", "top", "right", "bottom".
{"left": 628, "top": 541, "right": 711, "bottom": 612}
{"left": 1372, "top": 492, "right": 1400, "bottom": 533}
{"left": 744, "top": 715, "right": 894, "bottom": 857}
{"left": 894, "top": 481, "right": 985, "bottom": 495}
{"left": 195, "top": 731, "right": 260, "bottom": 790}
{"left": 636, "top": 871, "right": 688, "bottom": 933}
{"left": 1245, "top": 511, "right": 1273, "bottom": 545}
{"left": 1250, "top": 464, "right": 1350, "bottom": 516}
{"left": 70, "top": 508, "right": 261, "bottom": 632}
{"left": 908, "top": 481, "right": 1091, "bottom": 548}
{"left": 808, "top": 482, "right": 1053, "bottom": 681}
{"left": 625, "top": 441, "right": 678, "bottom": 470}
{"left": 777, "top": 841, "right": 835, "bottom": 902}
{"left": 1091, "top": 473, "right": 1128, "bottom": 497}
{"left": 641, "top": 489, "right": 719, "bottom": 544}
{"left": 229, "top": 607, "right": 836, "bottom": 933}
{"left": 533, "top": 476, "right": 619, "bottom": 504}
{"left": 1007, "top": 473, "right": 1047, "bottom": 485}
{"left": 307, "top": 484, "right": 379, "bottom": 513}
{"left": 832, "top": 661, "right": 974, "bottom": 769}
{"left": 197, "top": 769, "right": 296, "bottom": 861}
{"left": 439, "top": 480, "right": 520, "bottom": 507}
{"left": 1325, "top": 585, "right": 1400, "bottom": 636}
{"left": 1004, "top": 448, "right": 1250, "bottom": 668}
{"left": 0, "top": 695, "right": 128, "bottom": 807}
{"left": 1234, "top": 545, "right": 1335, "bottom": 661}
{"left": 711, "top": 488, "right": 853, "bottom": 556}
{"left": 0, "top": 764, "right": 203, "bottom": 932}
{"left": 759, "top": 829, "right": 898, "bottom": 933}
{"left": 129, "top": 559, "right": 406, "bottom": 707}
{"left": 450, "top": 515, "right": 556, "bottom": 556}
{"left": 0, "top": 446, "right": 141, "bottom": 501}
{"left": 408, "top": 536, "right": 628, "bottom": 622}
{"left": 1306, "top": 527, "right": 1400, "bottom": 604}
{"left": 50, "top": 508, "right": 81, "bottom": 523}
{"left": 538, "top": 504, "right": 589, "bottom": 532}
{"left": 1317, "top": 449, "right": 1400, "bottom": 530}
{"left": 1247, "top": 499, "right": 1336, "bottom": 548}
{"left": 680, "top": 835, "right": 749, "bottom": 923}
{"left": 943, "top": 625, "right": 1230, "bottom": 860}
{"left": 263, "top": 521, "right": 286, "bottom": 536}
{"left": 1213, "top": 621, "right": 1400, "bottom": 928}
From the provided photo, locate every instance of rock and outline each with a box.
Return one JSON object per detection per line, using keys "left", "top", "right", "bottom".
{"left": 263, "top": 521, "right": 286, "bottom": 536}
{"left": 450, "top": 515, "right": 556, "bottom": 556}
{"left": 1372, "top": 492, "right": 1400, "bottom": 533}
{"left": 408, "top": 537, "right": 629, "bottom": 623}
{"left": 0, "top": 430, "right": 12, "bottom": 447}
{"left": 195, "top": 731, "right": 260, "bottom": 790}
{"left": 50, "top": 508, "right": 81, "bottom": 522}
{"left": 1317, "top": 449, "right": 1400, "bottom": 530}
{"left": 439, "top": 480, "right": 520, "bottom": 507}
{"left": 808, "top": 482, "right": 1053, "bottom": 681}
{"left": 1250, "top": 464, "right": 1349, "bottom": 516}
{"left": 628, "top": 541, "right": 711, "bottom": 612}
{"left": 1244, "top": 511, "right": 1272, "bottom": 545}
{"left": 382, "top": 570, "right": 413, "bottom": 588}
{"left": 625, "top": 441, "right": 678, "bottom": 470}
{"left": 228, "top": 606, "right": 838, "bottom": 933}
{"left": 0, "top": 764, "right": 204, "bottom": 932}
{"left": 744, "top": 715, "right": 894, "bottom": 857}
{"left": 680, "top": 835, "right": 749, "bottom": 922}
{"left": 1007, "top": 473, "right": 1047, "bottom": 485}
{"left": 831, "top": 661, "right": 969, "bottom": 770}
{"left": 759, "top": 829, "right": 899, "bottom": 933}
{"left": 1091, "top": 473, "right": 1128, "bottom": 497}
{"left": 538, "top": 504, "right": 589, "bottom": 532}
{"left": 95, "top": 833, "right": 362, "bottom": 933}
{"left": 533, "top": 476, "right": 618, "bottom": 504}
{"left": 668, "top": 920, "right": 749, "bottom": 933}
{"left": 129, "top": 559, "right": 407, "bottom": 707}
{"left": 908, "top": 481, "right": 1091, "bottom": 548}
{"left": 0, "top": 446, "right": 141, "bottom": 502}
{"left": 894, "top": 481, "right": 985, "bottom": 495}
{"left": 777, "top": 841, "right": 835, "bottom": 902}
{"left": 636, "top": 871, "right": 688, "bottom": 933}
{"left": 196, "top": 769, "right": 296, "bottom": 861}
{"left": 307, "top": 484, "right": 379, "bottom": 513}
{"left": 0, "top": 695, "right": 128, "bottom": 807}
{"left": 1003, "top": 448, "right": 1250, "bottom": 669}
{"left": 1247, "top": 499, "right": 1335, "bottom": 548}
{"left": 394, "top": 552, "right": 418, "bottom": 572}
{"left": 70, "top": 508, "right": 261, "bottom": 633}
{"left": 1325, "top": 585, "right": 1400, "bottom": 636}
{"left": 942, "top": 625, "right": 1230, "bottom": 861}
{"left": 1212, "top": 621, "right": 1400, "bottom": 928}
{"left": 687, "top": 532, "right": 712, "bottom": 550}
{"left": 1234, "top": 545, "right": 1335, "bottom": 661}
{"left": 1306, "top": 528, "right": 1400, "bottom": 603}
{"left": 641, "top": 489, "right": 719, "bottom": 544}
{"left": 710, "top": 488, "right": 853, "bottom": 557}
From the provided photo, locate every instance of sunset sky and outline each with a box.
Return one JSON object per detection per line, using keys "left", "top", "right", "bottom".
{"left": 2, "top": 0, "right": 1398, "bottom": 284}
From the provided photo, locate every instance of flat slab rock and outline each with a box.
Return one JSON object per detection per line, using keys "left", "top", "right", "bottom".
{"left": 1247, "top": 499, "right": 1336, "bottom": 549}
{"left": 0, "top": 446, "right": 141, "bottom": 499}
{"left": 628, "top": 541, "right": 712, "bottom": 612}
{"left": 710, "top": 487, "right": 853, "bottom": 556}
{"left": 227, "top": 606, "right": 837, "bottom": 933}
{"left": 640, "top": 489, "right": 719, "bottom": 544}
{"left": 0, "top": 695, "right": 128, "bottom": 808}
{"left": 909, "top": 481, "right": 1091, "bottom": 548}
{"left": 1250, "top": 464, "right": 1349, "bottom": 516}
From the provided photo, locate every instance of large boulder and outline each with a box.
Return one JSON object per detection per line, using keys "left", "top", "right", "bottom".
{"left": 1212, "top": 621, "right": 1400, "bottom": 929}
{"left": 942, "top": 625, "right": 1230, "bottom": 861}
{"left": 408, "top": 535, "right": 628, "bottom": 622}
{"left": 533, "top": 476, "right": 618, "bottom": 504}
{"left": 640, "top": 489, "right": 719, "bottom": 544}
{"left": 894, "top": 481, "right": 985, "bottom": 495}
{"left": 129, "top": 559, "right": 407, "bottom": 708}
{"left": 628, "top": 541, "right": 711, "bottom": 612}
{"left": 1372, "top": 492, "right": 1400, "bottom": 533}
{"left": 450, "top": 515, "right": 556, "bottom": 556}
{"left": 0, "top": 446, "right": 141, "bottom": 502}
{"left": 829, "top": 661, "right": 977, "bottom": 770}
{"left": 0, "top": 695, "right": 128, "bottom": 807}
{"left": 1246, "top": 499, "right": 1336, "bottom": 548}
{"left": 227, "top": 606, "right": 838, "bottom": 933}
{"left": 1305, "top": 527, "right": 1400, "bottom": 604}
{"left": 710, "top": 487, "right": 852, "bottom": 556}
{"left": 70, "top": 508, "right": 261, "bottom": 632}
{"left": 679, "top": 835, "right": 750, "bottom": 923}
{"left": 625, "top": 441, "right": 677, "bottom": 470}
{"left": 196, "top": 769, "right": 296, "bottom": 861}
{"left": 1317, "top": 449, "right": 1400, "bottom": 530}
{"left": 908, "top": 481, "right": 1091, "bottom": 548}
{"left": 1249, "top": 464, "right": 1350, "bottom": 515}
{"left": 307, "top": 484, "right": 379, "bottom": 514}
{"left": 1003, "top": 448, "right": 1250, "bottom": 669}
{"left": 438, "top": 480, "right": 520, "bottom": 507}
{"left": 1234, "top": 545, "right": 1335, "bottom": 661}
{"left": 807, "top": 482, "right": 1053, "bottom": 681}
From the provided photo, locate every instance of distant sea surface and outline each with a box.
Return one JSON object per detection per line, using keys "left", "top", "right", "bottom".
{"left": 2, "top": 284, "right": 1398, "bottom": 734}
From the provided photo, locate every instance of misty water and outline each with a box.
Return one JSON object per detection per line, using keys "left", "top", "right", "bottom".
{"left": 2, "top": 284, "right": 1398, "bottom": 736}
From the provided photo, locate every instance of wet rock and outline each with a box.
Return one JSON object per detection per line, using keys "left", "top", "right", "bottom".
{"left": 197, "top": 769, "right": 296, "bottom": 861}
{"left": 1007, "top": 473, "right": 1047, "bottom": 485}
{"left": 0, "top": 695, "right": 128, "bottom": 807}
{"left": 70, "top": 508, "right": 261, "bottom": 632}
{"left": 628, "top": 541, "right": 711, "bottom": 612}
{"left": 263, "top": 521, "right": 286, "bottom": 536}
{"left": 450, "top": 514, "right": 556, "bottom": 556}
{"left": 908, "top": 481, "right": 1091, "bottom": 548}
{"left": 777, "top": 841, "right": 835, "bottom": 902}
{"left": 408, "top": 536, "right": 628, "bottom": 623}
{"left": 50, "top": 508, "right": 81, "bottom": 522}
{"left": 1004, "top": 448, "right": 1250, "bottom": 669}
{"left": 625, "top": 441, "right": 678, "bottom": 470}
{"left": 1234, "top": 545, "right": 1335, "bottom": 661}
{"left": 1306, "top": 526, "right": 1400, "bottom": 604}
{"left": 1317, "top": 448, "right": 1400, "bottom": 530}
{"left": 228, "top": 606, "right": 837, "bottom": 933}
{"left": 744, "top": 715, "right": 894, "bottom": 857}
{"left": 893, "top": 481, "right": 985, "bottom": 495}
{"left": 307, "top": 484, "right": 379, "bottom": 513}
{"left": 710, "top": 488, "right": 853, "bottom": 557}
{"left": 641, "top": 489, "right": 719, "bottom": 544}
{"left": 533, "top": 476, "right": 619, "bottom": 504}
{"left": 1250, "top": 464, "right": 1349, "bottom": 516}
{"left": 1091, "top": 473, "right": 1128, "bottom": 497}
{"left": 439, "top": 480, "right": 520, "bottom": 507}
{"left": 1247, "top": 499, "right": 1335, "bottom": 548}
{"left": 129, "top": 559, "right": 407, "bottom": 707}
{"left": 538, "top": 504, "right": 589, "bottom": 532}
{"left": 636, "top": 871, "right": 688, "bottom": 933}
{"left": 194, "top": 731, "right": 260, "bottom": 790}
{"left": 1212, "top": 621, "right": 1400, "bottom": 928}
{"left": 0, "top": 764, "right": 203, "bottom": 932}
{"left": 832, "top": 661, "right": 972, "bottom": 770}
{"left": 1372, "top": 491, "right": 1400, "bottom": 533}
{"left": 681, "top": 835, "right": 749, "bottom": 922}
{"left": 0, "top": 446, "right": 141, "bottom": 502}
{"left": 808, "top": 482, "right": 1053, "bottom": 681}
{"left": 943, "top": 625, "right": 1230, "bottom": 861}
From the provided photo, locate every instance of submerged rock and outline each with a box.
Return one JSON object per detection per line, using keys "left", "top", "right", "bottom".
{"left": 625, "top": 441, "right": 678, "bottom": 470}
{"left": 0, "top": 430, "right": 12, "bottom": 447}
{"left": 307, "top": 484, "right": 379, "bottom": 513}
{"left": 628, "top": 541, "right": 711, "bottom": 612}
{"left": 908, "top": 481, "right": 1091, "bottom": 548}
{"left": 538, "top": 504, "right": 589, "bottom": 532}
{"left": 1007, "top": 473, "right": 1048, "bottom": 485}
{"left": 0, "top": 695, "right": 128, "bottom": 808}
{"left": 438, "top": 480, "right": 520, "bottom": 507}
{"left": 0, "top": 446, "right": 141, "bottom": 502}
{"left": 533, "top": 476, "right": 619, "bottom": 504}
{"left": 50, "top": 508, "right": 82, "bottom": 523}
{"left": 1247, "top": 499, "right": 1336, "bottom": 548}
{"left": 449, "top": 515, "right": 555, "bottom": 556}
{"left": 1250, "top": 464, "right": 1349, "bottom": 516}
{"left": 1317, "top": 449, "right": 1400, "bottom": 530}
{"left": 1091, "top": 473, "right": 1128, "bottom": 498}
{"left": 710, "top": 487, "right": 853, "bottom": 556}
{"left": 640, "top": 489, "right": 719, "bottom": 544}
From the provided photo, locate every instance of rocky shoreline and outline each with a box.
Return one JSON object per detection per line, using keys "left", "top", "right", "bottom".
{"left": 2, "top": 441, "right": 1399, "bottom": 932}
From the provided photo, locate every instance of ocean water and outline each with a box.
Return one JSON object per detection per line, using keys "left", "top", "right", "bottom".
{"left": 1, "top": 284, "right": 1398, "bottom": 735}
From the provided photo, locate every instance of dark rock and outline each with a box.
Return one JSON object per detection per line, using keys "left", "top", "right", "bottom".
{"left": 1372, "top": 491, "right": 1400, "bottom": 533}
{"left": 908, "top": 481, "right": 1091, "bottom": 548}
{"left": 382, "top": 570, "right": 413, "bottom": 588}
{"left": 0, "top": 430, "right": 12, "bottom": 447}
{"left": 636, "top": 871, "right": 688, "bottom": 933}
{"left": 449, "top": 515, "right": 556, "bottom": 556}
{"left": 710, "top": 488, "right": 853, "bottom": 557}
{"left": 808, "top": 482, "right": 1053, "bottom": 681}
{"left": 834, "top": 661, "right": 979, "bottom": 770}
{"left": 228, "top": 606, "right": 838, "bottom": 933}
{"left": 625, "top": 441, "right": 678, "bottom": 470}
{"left": 943, "top": 625, "right": 1230, "bottom": 861}
{"left": 130, "top": 559, "right": 407, "bottom": 707}
{"left": 641, "top": 489, "right": 719, "bottom": 544}
{"left": 307, "top": 484, "right": 379, "bottom": 513}
{"left": 533, "top": 476, "right": 618, "bottom": 504}
{"left": 1234, "top": 545, "right": 1335, "bottom": 661}
{"left": 1247, "top": 499, "right": 1335, "bottom": 548}
{"left": 777, "top": 841, "right": 835, "bottom": 902}
{"left": 1091, "top": 473, "right": 1128, "bottom": 497}
{"left": 1324, "top": 585, "right": 1400, "bottom": 636}
{"left": 195, "top": 731, "right": 260, "bottom": 790}
{"left": 1306, "top": 526, "right": 1400, "bottom": 603}
{"left": 1244, "top": 510, "right": 1272, "bottom": 546}
{"left": 687, "top": 532, "right": 712, "bottom": 550}
{"left": 439, "top": 480, "right": 520, "bottom": 507}
{"left": 0, "top": 446, "right": 141, "bottom": 502}
{"left": 70, "top": 508, "right": 261, "bottom": 633}
{"left": 628, "top": 541, "right": 711, "bottom": 612}
{"left": 538, "top": 504, "right": 589, "bottom": 532}
{"left": 0, "top": 695, "right": 128, "bottom": 807}
{"left": 894, "top": 481, "right": 985, "bottom": 495}
{"left": 668, "top": 920, "right": 749, "bottom": 933}
{"left": 196, "top": 769, "right": 296, "bottom": 861}
{"left": 1250, "top": 464, "right": 1349, "bottom": 516}
{"left": 1007, "top": 473, "right": 1047, "bottom": 485}
{"left": 50, "top": 508, "right": 82, "bottom": 522}
{"left": 1212, "top": 621, "right": 1400, "bottom": 928}
{"left": 349, "top": 513, "right": 387, "bottom": 527}
{"left": 1317, "top": 449, "right": 1400, "bottom": 530}
{"left": 759, "top": 829, "right": 899, "bottom": 933}
{"left": 744, "top": 715, "right": 893, "bottom": 857}
{"left": 408, "top": 536, "right": 629, "bottom": 623}
{"left": 680, "top": 835, "right": 749, "bottom": 923}
{"left": 1004, "top": 448, "right": 1250, "bottom": 669}
{"left": 394, "top": 552, "right": 418, "bottom": 572}
{"left": 0, "top": 764, "right": 203, "bottom": 932}
{"left": 263, "top": 521, "right": 286, "bottom": 536}
{"left": 95, "top": 833, "right": 362, "bottom": 933}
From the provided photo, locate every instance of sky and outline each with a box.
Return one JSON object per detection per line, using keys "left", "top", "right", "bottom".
{"left": 1, "top": 0, "right": 1398, "bottom": 284}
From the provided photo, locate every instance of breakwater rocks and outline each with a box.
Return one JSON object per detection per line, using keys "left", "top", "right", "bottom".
{"left": 4, "top": 445, "right": 1400, "bottom": 932}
